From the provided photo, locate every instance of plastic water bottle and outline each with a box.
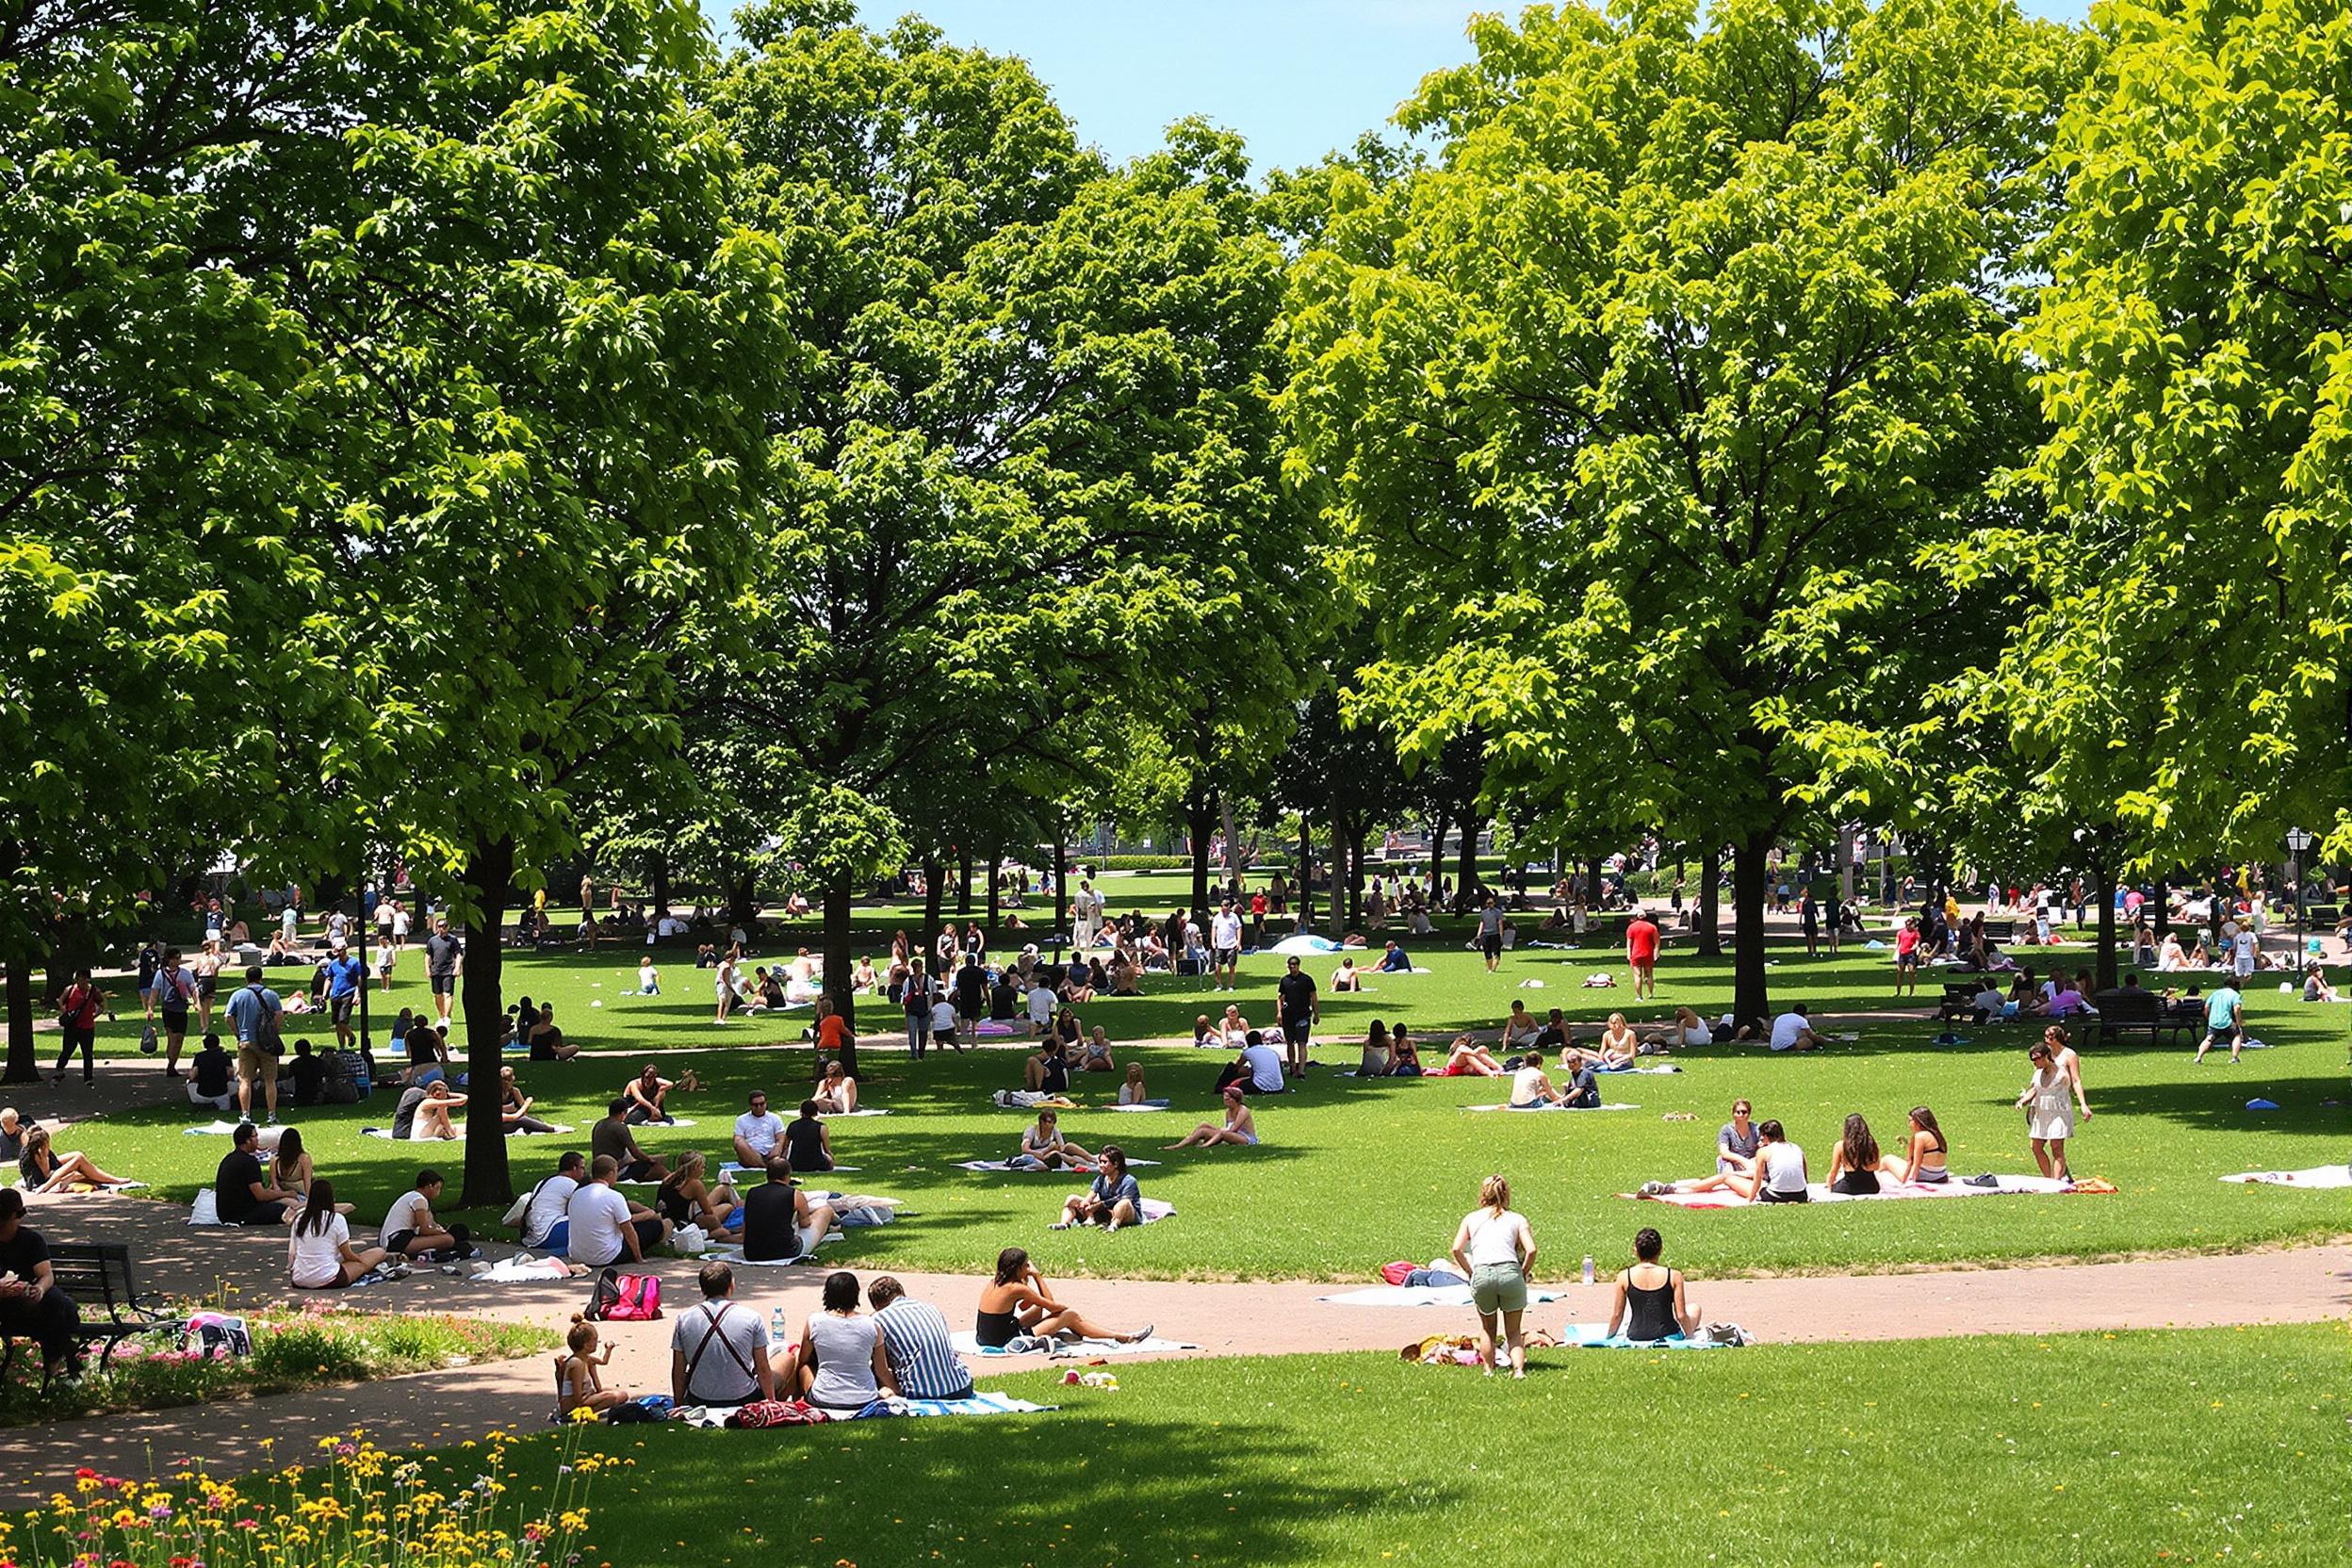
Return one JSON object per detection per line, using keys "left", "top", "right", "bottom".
{"left": 1581, "top": 1255, "right": 1595, "bottom": 1287}
{"left": 771, "top": 1306, "right": 787, "bottom": 1340}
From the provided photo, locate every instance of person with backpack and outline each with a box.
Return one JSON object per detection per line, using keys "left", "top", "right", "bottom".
{"left": 152, "top": 947, "right": 196, "bottom": 1077}
{"left": 53, "top": 969, "right": 111, "bottom": 1086}
{"left": 670, "top": 1261, "right": 782, "bottom": 1410}
{"left": 223, "top": 966, "right": 285, "bottom": 1124}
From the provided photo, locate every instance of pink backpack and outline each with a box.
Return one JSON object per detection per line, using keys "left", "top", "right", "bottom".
{"left": 589, "top": 1270, "right": 662, "bottom": 1321}
{"left": 1380, "top": 1261, "right": 1417, "bottom": 1286}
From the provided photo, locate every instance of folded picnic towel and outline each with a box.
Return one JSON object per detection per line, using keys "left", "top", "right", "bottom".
{"left": 860, "top": 1392, "right": 1059, "bottom": 1417}
{"left": 1316, "top": 1284, "right": 1570, "bottom": 1308}
{"left": 1560, "top": 1322, "right": 1729, "bottom": 1350}
{"left": 2218, "top": 1166, "right": 2352, "bottom": 1188}
{"left": 1465, "top": 1102, "right": 1640, "bottom": 1113}
{"left": 951, "top": 1331, "right": 1200, "bottom": 1358}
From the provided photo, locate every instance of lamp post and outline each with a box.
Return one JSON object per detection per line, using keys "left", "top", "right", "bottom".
{"left": 2287, "top": 827, "right": 2312, "bottom": 953}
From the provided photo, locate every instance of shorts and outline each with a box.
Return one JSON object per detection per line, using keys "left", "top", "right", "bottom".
{"left": 198, "top": 976, "right": 218, "bottom": 1000}
{"left": 1758, "top": 1187, "right": 1809, "bottom": 1204}
{"left": 1470, "top": 1262, "right": 1527, "bottom": 1315}
{"left": 2233, "top": 956, "right": 2254, "bottom": 978}
{"left": 330, "top": 996, "right": 354, "bottom": 1025}
{"left": 1480, "top": 934, "right": 1502, "bottom": 959}
{"left": 237, "top": 1043, "right": 270, "bottom": 1080}
{"left": 1282, "top": 1018, "right": 1311, "bottom": 1047}
{"left": 160, "top": 1008, "right": 189, "bottom": 1036}
{"left": 1215, "top": 947, "right": 1239, "bottom": 966}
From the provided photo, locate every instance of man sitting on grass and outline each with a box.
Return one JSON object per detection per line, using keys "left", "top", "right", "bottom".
{"left": 742, "top": 1159, "right": 837, "bottom": 1263}
{"left": 382, "top": 1168, "right": 473, "bottom": 1261}
{"left": 567, "top": 1154, "right": 670, "bottom": 1267}
{"left": 869, "top": 1275, "right": 972, "bottom": 1400}
{"left": 1769, "top": 1004, "right": 1823, "bottom": 1052}
{"left": 215, "top": 1122, "right": 297, "bottom": 1225}
{"left": 591, "top": 1099, "right": 670, "bottom": 1183}
{"left": 671, "top": 1260, "right": 780, "bottom": 1410}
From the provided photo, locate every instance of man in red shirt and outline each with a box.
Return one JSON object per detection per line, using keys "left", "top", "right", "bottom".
{"left": 1625, "top": 909, "right": 1660, "bottom": 1001}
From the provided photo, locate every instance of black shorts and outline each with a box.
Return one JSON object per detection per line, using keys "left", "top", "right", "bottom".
{"left": 331, "top": 996, "right": 355, "bottom": 1025}
{"left": 1282, "top": 1017, "right": 1311, "bottom": 1046}
{"left": 1758, "top": 1188, "right": 1809, "bottom": 1204}
{"left": 430, "top": 974, "right": 456, "bottom": 996}
{"left": 161, "top": 1008, "right": 190, "bottom": 1035}
{"left": 1480, "top": 934, "right": 1502, "bottom": 959}
{"left": 1215, "top": 947, "right": 1239, "bottom": 966}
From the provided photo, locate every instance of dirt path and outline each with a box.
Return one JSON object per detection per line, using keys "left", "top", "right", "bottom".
{"left": 5, "top": 1194, "right": 2344, "bottom": 1505}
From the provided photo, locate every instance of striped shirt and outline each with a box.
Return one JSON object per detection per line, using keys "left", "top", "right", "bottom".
{"left": 874, "top": 1298, "right": 972, "bottom": 1398}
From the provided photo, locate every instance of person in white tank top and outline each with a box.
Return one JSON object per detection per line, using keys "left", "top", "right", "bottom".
{"left": 1448, "top": 1174, "right": 1538, "bottom": 1378}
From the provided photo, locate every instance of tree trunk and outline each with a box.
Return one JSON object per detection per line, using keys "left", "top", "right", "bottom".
{"left": 1053, "top": 825, "right": 1070, "bottom": 949}
{"left": 955, "top": 847, "right": 972, "bottom": 916}
{"left": 648, "top": 851, "right": 672, "bottom": 920}
{"left": 2153, "top": 877, "right": 2171, "bottom": 939}
{"left": 985, "top": 838, "right": 1001, "bottom": 937}
{"left": 1731, "top": 833, "right": 1773, "bottom": 1026}
{"left": 1837, "top": 824, "right": 1856, "bottom": 904}
{"left": 1454, "top": 815, "right": 1479, "bottom": 912}
{"left": 1185, "top": 792, "right": 1215, "bottom": 916}
{"left": 1696, "top": 848, "right": 1723, "bottom": 957}
{"left": 822, "top": 869, "right": 859, "bottom": 1080}
{"left": 1587, "top": 856, "right": 1605, "bottom": 910}
{"left": 1327, "top": 811, "right": 1348, "bottom": 939}
{"left": 920, "top": 855, "right": 944, "bottom": 974}
{"left": 2092, "top": 859, "right": 2119, "bottom": 993}
{"left": 458, "top": 836, "right": 516, "bottom": 1210}
{"left": 725, "top": 866, "right": 758, "bottom": 933}
{"left": 1427, "top": 809, "right": 1449, "bottom": 903}
{"left": 1219, "top": 793, "right": 1242, "bottom": 881}
{"left": 1298, "top": 814, "right": 1315, "bottom": 929}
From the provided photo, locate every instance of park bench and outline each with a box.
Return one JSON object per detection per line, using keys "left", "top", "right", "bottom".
{"left": 2081, "top": 989, "right": 2193, "bottom": 1050}
{"left": 0, "top": 1242, "right": 185, "bottom": 1396}
{"left": 1980, "top": 919, "right": 2017, "bottom": 942}
{"left": 1936, "top": 982, "right": 1982, "bottom": 1022}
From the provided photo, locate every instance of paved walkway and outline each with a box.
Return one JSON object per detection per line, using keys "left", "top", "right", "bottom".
{"left": 6, "top": 1193, "right": 2345, "bottom": 1505}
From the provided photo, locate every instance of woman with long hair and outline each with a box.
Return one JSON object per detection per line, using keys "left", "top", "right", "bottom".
{"left": 1358, "top": 1020, "right": 1391, "bottom": 1077}
{"left": 15, "top": 1127, "right": 131, "bottom": 1193}
{"left": 286, "top": 1180, "right": 390, "bottom": 1288}
{"left": 1826, "top": 1113, "right": 1885, "bottom": 1196}
{"left": 1892, "top": 1106, "right": 1950, "bottom": 1184}
{"left": 973, "top": 1247, "right": 1150, "bottom": 1348}
{"left": 1448, "top": 1173, "right": 1537, "bottom": 1378}
{"left": 656, "top": 1152, "right": 742, "bottom": 1241}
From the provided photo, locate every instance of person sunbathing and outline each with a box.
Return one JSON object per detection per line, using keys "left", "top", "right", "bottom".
{"left": 1824, "top": 1113, "right": 1887, "bottom": 1196}
{"left": 1013, "top": 1110, "right": 1093, "bottom": 1170}
{"left": 1164, "top": 1087, "right": 1258, "bottom": 1150}
{"left": 655, "top": 1152, "right": 742, "bottom": 1241}
{"left": 974, "top": 1246, "right": 1150, "bottom": 1347}
{"left": 811, "top": 1060, "right": 858, "bottom": 1115}
{"left": 412, "top": 1079, "right": 466, "bottom": 1141}
{"left": 16, "top": 1126, "right": 134, "bottom": 1193}
{"left": 2302, "top": 963, "right": 2339, "bottom": 1003}
{"left": 1331, "top": 957, "right": 1364, "bottom": 992}
{"left": 1116, "top": 1063, "right": 1153, "bottom": 1105}
{"left": 1887, "top": 1105, "right": 1950, "bottom": 1184}
{"left": 1437, "top": 1035, "right": 1503, "bottom": 1077}
{"left": 1642, "top": 1006, "right": 1713, "bottom": 1051}
{"left": 1358, "top": 1021, "right": 1394, "bottom": 1076}
{"left": 1592, "top": 1012, "right": 1639, "bottom": 1069}
{"left": 1498, "top": 1002, "right": 1540, "bottom": 1051}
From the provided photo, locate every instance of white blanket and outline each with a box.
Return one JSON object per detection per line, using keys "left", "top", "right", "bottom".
{"left": 952, "top": 1331, "right": 1200, "bottom": 1358}
{"left": 1316, "top": 1284, "right": 1569, "bottom": 1307}
{"left": 953, "top": 1158, "right": 1162, "bottom": 1172}
{"left": 819, "top": 1108, "right": 891, "bottom": 1119}
{"left": 1464, "top": 1102, "right": 1639, "bottom": 1113}
{"left": 2218, "top": 1165, "right": 2352, "bottom": 1188}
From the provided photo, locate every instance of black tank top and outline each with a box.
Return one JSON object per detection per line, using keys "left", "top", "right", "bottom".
{"left": 1625, "top": 1268, "right": 1679, "bottom": 1342}
{"left": 785, "top": 1119, "right": 828, "bottom": 1171}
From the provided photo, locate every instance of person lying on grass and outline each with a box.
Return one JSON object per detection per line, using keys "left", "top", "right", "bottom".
{"left": 1606, "top": 1226, "right": 1700, "bottom": 1342}
{"left": 1436, "top": 1035, "right": 1503, "bottom": 1077}
{"left": 17, "top": 1126, "right": 134, "bottom": 1195}
{"left": 286, "top": 1181, "right": 391, "bottom": 1288}
{"left": 974, "top": 1245, "right": 1151, "bottom": 1348}
{"left": 812, "top": 1059, "right": 859, "bottom": 1115}
{"left": 1643, "top": 1119, "right": 1805, "bottom": 1202}
{"left": 1013, "top": 1109, "right": 1093, "bottom": 1170}
{"left": 1054, "top": 1145, "right": 1142, "bottom": 1229}
{"left": 1165, "top": 1087, "right": 1258, "bottom": 1150}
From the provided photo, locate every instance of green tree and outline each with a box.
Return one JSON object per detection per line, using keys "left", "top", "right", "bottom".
{"left": 1282, "top": 0, "right": 2077, "bottom": 1023}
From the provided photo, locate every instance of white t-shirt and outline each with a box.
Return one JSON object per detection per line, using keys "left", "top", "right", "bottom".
{"left": 382, "top": 1189, "right": 432, "bottom": 1238}
{"left": 281, "top": 906, "right": 298, "bottom": 938}
{"left": 392, "top": 909, "right": 411, "bottom": 938}
{"left": 1761, "top": 1141, "right": 1807, "bottom": 1194}
{"left": 733, "top": 1112, "right": 786, "bottom": 1159}
{"left": 2232, "top": 930, "right": 2256, "bottom": 968}
{"left": 524, "top": 1174, "right": 580, "bottom": 1244}
{"left": 326, "top": 911, "right": 349, "bottom": 940}
{"left": 930, "top": 998, "right": 957, "bottom": 1031}
{"left": 1769, "top": 1012, "right": 1810, "bottom": 1051}
{"left": 1027, "top": 986, "right": 1055, "bottom": 1026}
{"left": 1211, "top": 912, "right": 1242, "bottom": 952}
{"left": 287, "top": 1214, "right": 351, "bottom": 1288}
{"left": 1461, "top": 1208, "right": 1526, "bottom": 1268}
{"left": 567, "top": 1182, "right": 635, "bottom": 1266}
{"left": 1679, "top": 1021, "right": 1714, "bottom": 1046}
{"left": 1511, "top": 1066, "right": 1551, "bottom": 1105}
{"left": 1240, "top": 1042, "right": 1284, "bottom": 1092}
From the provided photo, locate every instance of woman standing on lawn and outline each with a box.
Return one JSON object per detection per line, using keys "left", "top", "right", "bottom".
{"left": 1448, "top": 1173, "right": 1537, "bottom": 1379}
{"left": 2017, "top": 1035, "right": 2086, "bottom": 1183}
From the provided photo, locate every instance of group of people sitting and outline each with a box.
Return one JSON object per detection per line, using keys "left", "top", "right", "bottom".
{"left": 1640, "top": 1097, "right": 1968, "bottom": 1202}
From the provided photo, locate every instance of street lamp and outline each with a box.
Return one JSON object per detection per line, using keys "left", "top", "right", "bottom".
{"left": 2287, "top": 827, "right": 2313, "bottom": 951}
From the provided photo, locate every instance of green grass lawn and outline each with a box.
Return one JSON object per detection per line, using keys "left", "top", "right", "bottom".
{"left": 510, "top": 1323, "right": 2349, "bottom": 1567}
{"left": 44, "top": 953, "right": 2351, "bottom": 1280}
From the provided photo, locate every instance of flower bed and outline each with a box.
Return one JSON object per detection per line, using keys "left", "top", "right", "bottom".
{"left": 0, "top": 1304, "right": 553, "bottom": 1428}
{"left": 2, "top": 1425, "right": 605, "bottom": 1568}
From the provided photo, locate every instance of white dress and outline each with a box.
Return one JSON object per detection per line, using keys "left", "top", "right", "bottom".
{"left": 2025, "top": 1069, "right": 2074, "bottom": 1140}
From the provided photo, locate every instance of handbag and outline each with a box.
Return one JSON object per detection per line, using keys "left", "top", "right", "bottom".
{"left": 139, "top": 1021, "right": 158, "bottom": 1054}
{"left": 586, "top": 1268, "right": 662, "bottom": 1321}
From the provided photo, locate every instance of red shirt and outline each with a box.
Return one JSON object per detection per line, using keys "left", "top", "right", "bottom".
{"left": 1625, "top": 919, "right": 1658, "bottom": 963}
{"left": 817, "top": 1015, "right": 850, "bottom": 1053}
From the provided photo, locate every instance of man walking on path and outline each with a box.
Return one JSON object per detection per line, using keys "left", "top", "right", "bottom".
{"left": 1477, "top": 895, "right": 1505, "bottom": 973}
{"left": 1211, "top": 901, "right": 1243, "bottom": 991}
{"left": 424, "top": 916, "right": 463, "bottom": 1024}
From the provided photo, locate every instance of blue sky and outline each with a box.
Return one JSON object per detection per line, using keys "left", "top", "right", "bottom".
{"left": 703, "top": 2, "right": 2088, "bottom": 173}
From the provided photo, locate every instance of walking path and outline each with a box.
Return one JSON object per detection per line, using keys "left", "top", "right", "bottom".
{"left": 6, "top": 1193, "right": 2345, "bottom": 1506}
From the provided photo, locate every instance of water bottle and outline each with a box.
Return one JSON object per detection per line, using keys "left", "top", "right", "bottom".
{"left": 1581, "top": 1255, "right": 1595, "bottom": 1287}
{"left": 771, "top": 1306, "right": 787, "bottom": 1340}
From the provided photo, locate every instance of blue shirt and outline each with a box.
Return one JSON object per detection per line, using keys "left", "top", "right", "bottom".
{"left": 1090, "top": 1171, "right": 1140, "bottom": 1209}
{"left": 325, "top": 956, "right": 364, "bottom": 1000}
{"left": 222, "top": 983, "right": 280, "bottom": 1045}
{"left": 2206, "top": 988, "right": 2241, "bottom": 1030}
{"left": 873, "top": 1298, "right": 972, "bottom": 1399}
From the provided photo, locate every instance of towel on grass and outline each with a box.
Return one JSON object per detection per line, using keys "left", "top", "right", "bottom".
{"left": 953, "top": 1158, "right": 1162, "bottom": 1172}
{"left": 819, "top": 1108, "right": 891, "bottom": 1119}
{"left": 1561, "top": 1322, "right": 1728, "bottom": 1350}
{"left": 719, "top": 1162, "right": 858, "bottom": 1176}
{"left": 363, "top": 1123, "right": 575, "bottom": 1140}
{"left": 2218, "top": 1166, "right": 2352, "bottom": 1188}
{"left": 1105, "top": 1101, "right": 1174, "bottom": 1111}
{"left": 1598, "top": 1064, "right": 1681, "bottom": 1075}
{"left": 880, "top": 1392, "right": 1057, "bottom": 1417}
{"left": 1316, "top": 1284, "right": 1569, "bottom": 1308}
{"left": 1464, "top": 1102, "right": 1640, "bottom": 1113}
{"left": 952, "top": 1331, "right": 1200, "bottom": 1358}
{"left": 1635, "top": 1174, "right": 2075, "bottom": 1208}
{"left": 470, "top": 1256, "right": 578, "bottom": 1283}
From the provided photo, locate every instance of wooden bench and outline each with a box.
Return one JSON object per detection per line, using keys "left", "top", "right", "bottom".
{"left": 1980, "top": 919, "right": 2017, "bottom": 943}
{"left": 1936, "top": 982, "right": 1983, "bottom": 1022}
{"left": 2081, "top": 989, "right": 2195, "bottom": 1050}
{"left": 0, "top": 1242, "right": 184, "bottom": 1394}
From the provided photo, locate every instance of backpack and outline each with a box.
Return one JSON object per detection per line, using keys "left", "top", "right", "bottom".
{"left": 587, "top": 1268, "right": 662, "bottom": 1322}
{"left": 185, "top": 1312, "right": 252, "bottom": 1358}
{"left": 1379, "top": 1260, "right": 1417, "bottom": 1286}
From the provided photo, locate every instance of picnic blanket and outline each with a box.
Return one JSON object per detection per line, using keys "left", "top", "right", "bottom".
{"left": 674, "top": 1392, "right": 1054, "bottom": 1426}
{"left": 2218, "top": 1165, "right": 2352, "bottom": 1188}
{"left": 819, "top": 1108, "right": 891, "bottom": 1119}
{"left": 1636, "top": 1174, "right": 2077, "bottom": 1208}
{"left": 1316, "top": 1284, "right": 1569, "bottom": 1308}
{"left": 1561, "top": 1322, "right": 1731, "bottom": 1350}
{"left": 994, "top": 1092, "right": 1079, "bottom": 1110}
{"left": 1106, "top": 1101, "right": 1174, "bottom": 1111}
{"left": 719, "top": 1162, "right": 858, "bottom": 1176}
{"left": 362, "top": 1123, "right": 575, "bottom": 1139}
{"left": 1599, "top": 1064, "right": 1681, "bottom": 1075}
{"left": 952, "top": 1158, "right": 1162, "bottom": 1172}
{"left": 1464, "top": 1102, "right": 1640, "bottom": 1113}
{"left": 952, "top": 1331, "right": 1200, "bottom": 1358}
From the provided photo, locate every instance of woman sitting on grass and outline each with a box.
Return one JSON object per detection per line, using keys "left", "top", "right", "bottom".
{"left": 657, "top": 1152, "right": 742, "bottom": 1241}
{"left": 1013, "top": 1109, "right": 1092, "bottom": 1171}
{"left": 1825, "top": 1113, "right": 1886, "bottom": 1196}
{"left": 558, "top": 1315, "right": 628, "bottom": 1417}
{"left": 1606, "top": 1226, "right": 1700, "bottom": 1342}
{"left": 1054, "top": 1146, "right": 1143, "bottom": 1229}
{"left": 1644, "top": 1119, "right": 1803, "bottom": 1203}
{"left": 1164, "top": 1087, "right": 1258, "bottom": 1150}
{"left": 973, "top": 1246, "right": 1151, "bottom": 1348}
{"left": 1592, "top": 1012, "right": 1640, "bottom": 1068}
{"left": 1390, "top": 1028, "right": 1424, "bottom": 1076}
{"left": 268, "top": 1128, "right": 352, "bottom": 1215}
{"left": 1079, "top": 1026, "right": 1116, "bottom": 1073}
{"left": 413, "top": 1078, "right": 466, "bottom": 1141}
{"left": 1888, "top": 1105, "right": 1950, "bottom": 1184}
{"left": 1358, "top": 1020, "right": 1392, "bottom": 1076}
{"left": 1116, "top": 1063, "right": 1153, "bottom": 1105}
{"left": 1642, "top": 1006, "right": 1713, "bottom": 1051}
{"left": 624, "top": 1064, "right": 699, "bottom": 1126}
{"left": 17, "top": 1126, "right": 134, "bottom": 1193}
{"left": 498, "top": 1066, "right": 560, "bottom": 1135}
{"left": 1437, "top": 1035, "right": 1503, "bottom": 1077}
{"left": 811, "top": 1059, "right": 858, "bottom": 1115}
{"left": 286, "top": 1181, "right": 391, "bottom": 1289}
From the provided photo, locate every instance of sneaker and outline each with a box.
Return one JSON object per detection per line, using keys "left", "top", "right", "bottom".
{"left": 1638, "top": 1181, "right": 1673, "bottom": 1198}
{"left": 1132, "top": 1323, "right": 1154, "bottom": 1342}
{"left": 265, "top": 1114, "right": 277, "bottom": 1125}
